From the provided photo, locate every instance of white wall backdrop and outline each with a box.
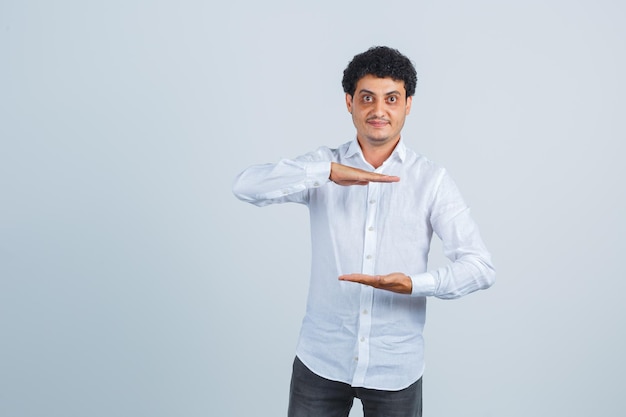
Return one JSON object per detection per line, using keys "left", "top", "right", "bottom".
{"left": 1, "top": 1, "right": 625, "bottom": 416}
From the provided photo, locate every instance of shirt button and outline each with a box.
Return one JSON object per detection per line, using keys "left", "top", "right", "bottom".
{"left": 313, "top": 182, "right": 320, "bottom": 187}
{"left": 368, "top": 226, "right": 374, "bottom": 232}
{"left": 282, "top": 190, "right": 288, "bottom": 195}
{"left": 366, "top": 255, "right": 372, "bottom": 260}
{"left": 354, "top": 356, "right": 359, "bottom": 361}
{"left": 369, "top": 199, "right": 376, "bottom": 204}
{"left": 362, "top": 309, "right": 368, "bottom": 315}
{"left": 360, "top": 337, "right": 365, "bottom": 342}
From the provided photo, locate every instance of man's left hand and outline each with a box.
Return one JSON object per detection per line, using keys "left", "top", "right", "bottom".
{"left": 339, "top": 273, "right": 412, "bottom": 294}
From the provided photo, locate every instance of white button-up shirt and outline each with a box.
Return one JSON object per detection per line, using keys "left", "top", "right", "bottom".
{"left": 233, "top": 139, "right": 495, "bottom": 390}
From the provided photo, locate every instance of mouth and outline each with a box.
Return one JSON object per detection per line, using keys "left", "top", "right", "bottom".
{"left": 367, "top": 119, "right": 389, "bottom": 128}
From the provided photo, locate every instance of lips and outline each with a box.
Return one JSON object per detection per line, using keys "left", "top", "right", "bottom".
{"left": 367, "top": 119, "right": 389, "bottom": 127}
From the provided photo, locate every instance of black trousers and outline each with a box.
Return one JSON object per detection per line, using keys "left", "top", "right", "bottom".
{"left": 288, "top": 356, "right": 422, "bottom": 417}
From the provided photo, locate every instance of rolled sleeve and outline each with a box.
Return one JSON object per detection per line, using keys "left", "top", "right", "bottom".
{"left": 410, "top": 272, "right": 437, "bottom": 297}
{"left": 305, "top": 161, "right": 331, "bottom": 188}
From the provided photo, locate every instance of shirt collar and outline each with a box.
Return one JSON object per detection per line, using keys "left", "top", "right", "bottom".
{"left": 344, "top": 137, "right": 407, "bottom": 163}
{"left": 344, "top": 138, "right": 363, "bottom": 159}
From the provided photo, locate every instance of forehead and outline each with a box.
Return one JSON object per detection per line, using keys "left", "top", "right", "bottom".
{"left": 355, "top": 74, "right": 406, "bottom": 94}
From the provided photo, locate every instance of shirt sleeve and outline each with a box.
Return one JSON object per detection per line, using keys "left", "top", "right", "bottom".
{"left": 410, "top": 170, "right": 495, "bottom": 299}
{"left": 232, "top": 149, "right": 332, "bottom": 206}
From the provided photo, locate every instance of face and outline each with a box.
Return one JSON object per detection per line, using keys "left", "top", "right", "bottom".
{"left": 346, "top": 74, "right": 412, "bottom": 150}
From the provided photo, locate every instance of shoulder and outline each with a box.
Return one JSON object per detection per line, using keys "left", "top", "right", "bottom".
{"left": 402, "top": 147, "right": 448, "bottom": 182}
{"left": 299, "top": 140, "right": 351, "bottom": 162}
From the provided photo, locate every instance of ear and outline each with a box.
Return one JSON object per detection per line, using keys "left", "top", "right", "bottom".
{"left": 345, "top": 93, "right": 353, "bottom": 113}
{"left": 405, "top": 96, "right": 413, "bottom": 115}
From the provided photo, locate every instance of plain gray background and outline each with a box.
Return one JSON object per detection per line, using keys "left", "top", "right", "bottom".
{"left": 1, "top": 1, "right": 625, "bottom": 416}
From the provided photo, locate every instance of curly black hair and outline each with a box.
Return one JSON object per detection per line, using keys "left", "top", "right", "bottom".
{"left": 342, "top": 46, "right": 417, "bottom": 98}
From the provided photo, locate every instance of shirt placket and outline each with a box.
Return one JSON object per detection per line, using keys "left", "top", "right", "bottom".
{"left": 352, "top": 181, "right": 379, "bottom": 386}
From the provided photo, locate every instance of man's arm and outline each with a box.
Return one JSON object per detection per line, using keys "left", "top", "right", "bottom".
{"left": 233, "top": 153, "right": 399, "bottom": 206}
{"left": 338, "top": 171, "right": 495, "bottom": 298}
{"left": 339, "top": 272, "right": 412, "bottom": 294}
{"left": 329, "top": 162, "right": 399, "bottom": 186}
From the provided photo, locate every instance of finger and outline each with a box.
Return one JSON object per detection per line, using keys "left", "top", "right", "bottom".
{"left": 363, "top": 174, "right": 400, "bottom": 183}
{"left": 338, "top": 179, "right": 371, "bottom": 186}
{"left": 339, "top": 273, "right": 365, "bottom": 283}
{"left": 340, "top": 273, "right": 411, "bottom": 294}
{"left": 339, "top": 274, "right": 380, "bottom": 286}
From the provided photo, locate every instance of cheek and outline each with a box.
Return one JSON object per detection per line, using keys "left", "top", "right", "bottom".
{"left": 395, "top": 109, "right": 408, "bottom": 119}
{"left": 353, "top": 110, "right": 367, "bottom": 121}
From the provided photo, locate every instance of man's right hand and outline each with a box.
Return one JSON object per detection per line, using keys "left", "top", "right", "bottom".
{"left": 330, "top": 162, "right": 400, "bottom": 186}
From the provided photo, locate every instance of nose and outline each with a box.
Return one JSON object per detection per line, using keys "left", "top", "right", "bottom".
{"left": 372, "top": 100, "right": 386, "bottom": 117}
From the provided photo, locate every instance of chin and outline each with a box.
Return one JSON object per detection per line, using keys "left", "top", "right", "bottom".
{"left": 368, "top": 136, "right": 392, "bottom": 144}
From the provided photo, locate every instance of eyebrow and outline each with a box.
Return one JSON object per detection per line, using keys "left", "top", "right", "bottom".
{"left": 358, "top": 89, "right": 402, "bottom": 96}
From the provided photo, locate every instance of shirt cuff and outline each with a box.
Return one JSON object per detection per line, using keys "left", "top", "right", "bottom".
{"left": 304, "top": 161, "right": 332, "bottom": 188}
{"left": 410, "top": 272, "right": 437, "bottom": 297}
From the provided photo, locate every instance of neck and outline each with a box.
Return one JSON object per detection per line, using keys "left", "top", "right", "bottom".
{"left": 358, "top": 137, "right": 400, "bottom": 169}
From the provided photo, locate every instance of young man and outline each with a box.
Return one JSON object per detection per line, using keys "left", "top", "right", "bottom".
{"left": 233, "top": 46, "right": 495, "bottom": 417}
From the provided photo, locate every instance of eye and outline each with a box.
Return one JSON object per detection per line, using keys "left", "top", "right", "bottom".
{"left": 363, "top": 95, "right": 373, "bottom": 103}
{"left": 387, "top": 96, "right": 398, "bottom": 103}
